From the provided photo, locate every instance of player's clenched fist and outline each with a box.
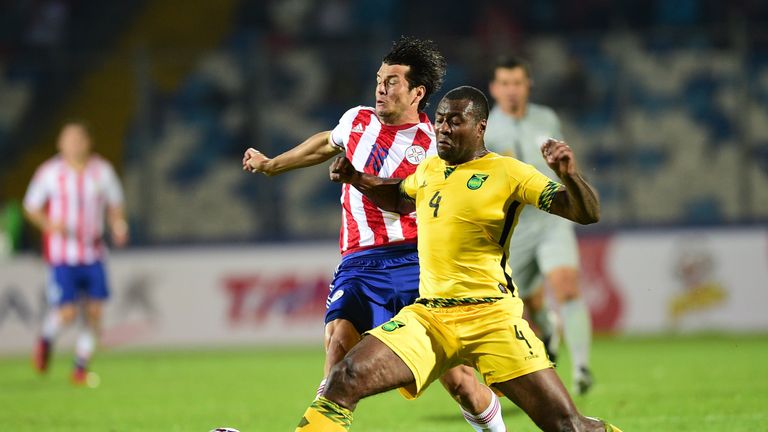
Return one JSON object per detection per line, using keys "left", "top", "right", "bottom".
{"left": 541, "top": 138, "right": 578, "bottom": 178}
{"left": 243, "top": 147, "right": 270, "bottom": 174}
{"left": 329, "top": 156, "right": 358, "bottom": 183}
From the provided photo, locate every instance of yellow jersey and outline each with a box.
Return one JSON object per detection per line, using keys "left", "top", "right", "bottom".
{"left": 400, "top": 152, "right": 559, "bottom": 299}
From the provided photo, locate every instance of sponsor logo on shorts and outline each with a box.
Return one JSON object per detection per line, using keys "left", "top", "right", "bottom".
{"left": 329, "top": 290, "right": 344, "bottom": 303}
{"left": 466, "top": 173, "right": 489, "bottom": 190}
{"left": 381, "top": 320, "right": 405, "bottom": 332}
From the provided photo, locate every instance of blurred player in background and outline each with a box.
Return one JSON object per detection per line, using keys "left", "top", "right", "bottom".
{"left": 486, "top": 55, "right": 594, "bottom": 394}
{"left": 244, "top": 37, "right": 507, "bottom": 431}
{"left": 295, "top": 86, "right": 620, "bottom": 432}
{"left": 24, "top": 121, "right": 128, "bottom": 384}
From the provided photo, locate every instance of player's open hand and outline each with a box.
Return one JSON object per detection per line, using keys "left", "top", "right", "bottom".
{"left": 243, "top": 148, "right": 271, "bottom": 175}
{"left": 329, "top": 156, "right": 358, "bottom": 183}
{"left": 541, "top": 139, "right": 578, "bottom": 178}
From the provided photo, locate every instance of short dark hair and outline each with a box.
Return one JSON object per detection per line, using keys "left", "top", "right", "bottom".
{"left": 491, "top": 54, "right": 531, "bottom": 80}
{"left": 442, "top": 86, "right": 489, "bottom": 121}
{"left": 383, "top": 36, "right": 447, "bottom": 111}
{"left": 61, "top": 119, "right": 93, "bottom": 136}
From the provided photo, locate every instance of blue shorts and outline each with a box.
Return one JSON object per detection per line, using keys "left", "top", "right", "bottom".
{"left": 325, "top": 244, "right": 420, "bottom": 334}
{"left": 47, "top": 262, "right": 110, "bottom": 306}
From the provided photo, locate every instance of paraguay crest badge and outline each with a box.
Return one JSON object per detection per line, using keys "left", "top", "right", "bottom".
{"left": 405, "top": 145, "right": 426, "bottom": 164}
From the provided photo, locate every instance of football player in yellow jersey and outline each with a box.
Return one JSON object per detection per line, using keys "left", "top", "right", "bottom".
{"left": 295, "top": 86, "right": 621, "bottom": 432}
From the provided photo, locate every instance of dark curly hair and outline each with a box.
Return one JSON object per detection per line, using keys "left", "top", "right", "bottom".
{"left": 382, "top": 36, "right": 447, "bottom": 112}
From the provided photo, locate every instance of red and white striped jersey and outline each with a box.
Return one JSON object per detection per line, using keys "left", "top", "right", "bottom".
{"left": 330, "top": 106, "right": 436, "bottom": 255}
{"left": 23, "top": 155, "right": 125, "bottom": 266}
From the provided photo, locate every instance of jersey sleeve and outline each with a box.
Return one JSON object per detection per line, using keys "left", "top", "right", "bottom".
{"left": 329, "top": 106, "right": 364, "bottom": 150}
{"left": 101, "top": 161, "right": 125, "bottom": 207}
{"left": 399, "top": 155, "right": 431, "bottom": 200}
{"left": 23, "top": 165, "right": 51, "bottom": 211}
{"left": 508, "top": 159, "right": 562, "bottom": 212}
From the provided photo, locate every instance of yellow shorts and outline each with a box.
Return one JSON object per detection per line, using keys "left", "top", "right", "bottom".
{"left": 367, "top": 297, "right": 553, "bottom": 399}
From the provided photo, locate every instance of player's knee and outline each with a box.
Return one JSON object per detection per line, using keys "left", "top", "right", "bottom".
{"left": 326, "top": 356, "right": 365, "bottom": 404}
{"left": 556, "top": 287, "right": 581, "bottom": 303}
{"left": 58, "top": 306, "right": 77, "bottom": 324}
{"left": 441, "top": 369, "right": 474, "bottom": 398}
{"left": 441, "top": 368, "right": 488, "bottom": 413}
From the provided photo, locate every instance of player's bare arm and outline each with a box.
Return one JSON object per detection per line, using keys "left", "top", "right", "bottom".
{"left": 329, "top": 156, "right": 415, "bottom": 214}
{"left": 23, "top": 208, "right": 65, "bottom": 235}
{"left": 242, "top": 131, "right": 341, "bottom": 176}
{"left": 107, "top": 206, "right": 129, "bottom": 248}
{"left": 541, "top": 139, "right": 600, "bottom": 225}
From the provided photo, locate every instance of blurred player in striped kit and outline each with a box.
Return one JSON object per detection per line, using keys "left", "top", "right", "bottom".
{"left": 24, "top": 121, "right": 128, "bottom": 384}
{"left": 485, "top": 55, "right": 593, "bottom": 394}
{"left": 244, "top": 37, "right": 506, "bottom": 431}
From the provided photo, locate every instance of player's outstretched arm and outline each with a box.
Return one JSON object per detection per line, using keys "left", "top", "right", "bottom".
{"left": 243, "top": 131, "right": 341, "bottom": 176}
{"left": 541, "top": 139, "right": 600, "bottom": 225}
{"left": 329, "top": 156, "right": 415, "bottom": 214}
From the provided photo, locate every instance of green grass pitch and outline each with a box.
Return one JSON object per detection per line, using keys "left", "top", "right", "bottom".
{"left": 1, "top": 334, "right": 766, "bottom": 431}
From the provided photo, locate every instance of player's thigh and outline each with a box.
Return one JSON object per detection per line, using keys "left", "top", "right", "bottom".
{"left": 324, "top": 319, "right": 361, "bottom": 364}
{"left": 493, "top": 368, "right": 581, "bottom": 431}
{"left": 83, "top": 262, "right": 110, "bottom": 301}
{"left": 367, "top": 304, "right": 460, "bottom": 399}
{"left": 323, "top": 318, "right": 362, "bottom": 375}
{"left": 466, "top": 299, "right": 552, "bottom": 389}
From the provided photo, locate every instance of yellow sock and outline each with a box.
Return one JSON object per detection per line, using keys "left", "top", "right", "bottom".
{"left": 295, "top": 396, "right": 353, "bottom": 432}
{"left": 604, "top": 422, "right": 623, "bottom": 432}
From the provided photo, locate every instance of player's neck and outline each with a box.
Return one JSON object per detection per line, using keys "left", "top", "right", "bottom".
{"left": 446, "top": 147, "right": 490, "bottom": 166}
{"left": 380, "top": 110, "right": 420, "bottom": 126}
{"left": 501, "top": 103, "right": 527, "bottom": 119}
{"left": 63, "top": 156, "right": 89, "bottom": 171}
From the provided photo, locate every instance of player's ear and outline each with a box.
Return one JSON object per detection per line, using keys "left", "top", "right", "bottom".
{"left": 412, "top": 85, "right": 426, "bottom": 106}
{"left": 477, "top": 118, "right": 487, "bottom": 136}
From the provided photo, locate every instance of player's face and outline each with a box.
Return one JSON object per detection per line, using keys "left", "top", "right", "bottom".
{"left": 57, "top": 124, "right": 92, "bottom": 162}
{"left": 434, "top": 98, "right": 486, "bottom": 165}
{"left": 375, "top": 63, "right": 422, "bottom": 124}
{"left": 489, "top": 66, "right": 530, "bottom": 113}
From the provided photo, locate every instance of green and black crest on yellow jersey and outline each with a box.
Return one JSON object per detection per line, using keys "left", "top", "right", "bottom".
{"left": 381, "top": 320, "right": 406, "bottom": 332}
{"left": 467, "top": 173, "right": 489, "bottom": 190}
